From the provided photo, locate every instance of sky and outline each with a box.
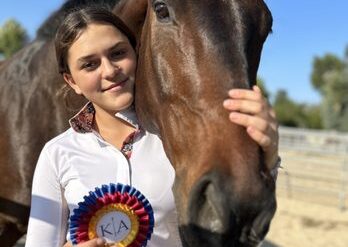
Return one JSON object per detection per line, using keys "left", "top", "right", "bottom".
{"left": 1, "top": 0, "right": 348, "bottom": 104}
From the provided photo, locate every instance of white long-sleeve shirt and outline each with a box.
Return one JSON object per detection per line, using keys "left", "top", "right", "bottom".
{"left": 25, "top": 104, "right": 182, "bottom": 247}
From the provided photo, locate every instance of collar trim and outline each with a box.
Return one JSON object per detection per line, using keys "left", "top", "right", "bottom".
{"left": 69, "top": 102, "right": 139, "bottom": 133}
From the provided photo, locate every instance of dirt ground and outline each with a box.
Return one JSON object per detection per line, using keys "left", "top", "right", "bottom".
{"left": 261, "top": 196, "right": 348, "bottom": 247}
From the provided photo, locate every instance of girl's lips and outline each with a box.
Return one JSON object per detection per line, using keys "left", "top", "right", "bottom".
{"left": 103, "top": 78, "right": 128, "bottom": 92}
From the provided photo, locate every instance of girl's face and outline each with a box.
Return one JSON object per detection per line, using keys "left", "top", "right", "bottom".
{"left": 64, "top": 23, "right": 137, "bottom": 114}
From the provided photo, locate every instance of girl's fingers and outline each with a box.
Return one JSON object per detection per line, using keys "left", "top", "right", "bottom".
{"left": 223, "top": 99, "right": 267, "bottom": 115}
{"left": 252, "top": 85, "right": 262, "bottom": 93}
{"left": 228, "top": 85, "right": 262, "bottom": 101}
{"left": 63, "top": 242, "right": 73, "bottom": 247}
{"left": 246, "top": 126, "right": 271, "bottom": 148}
{"left": 225, "top": 85, "right": 271, "bottom": 117}
{"left": 229, "top": 112, "right": 269, "bottom": 132}
{"left": 229, "top": 112, "right": 278, "bottom": 149}
{"left": 225, "top": 85, "right": 279, "bottom": 169}
{"left": 246, "top": 126, "right": 279, "bottom": 170}
{"left": 77, "top": 238, "right": 106, "bottom": 247}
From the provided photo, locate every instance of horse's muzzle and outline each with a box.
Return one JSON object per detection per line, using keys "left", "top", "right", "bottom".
{"left": 179, "top": 169, "right": 276, "bottom": 247}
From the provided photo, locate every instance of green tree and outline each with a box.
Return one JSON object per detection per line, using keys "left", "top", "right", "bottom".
{"left": 273, "top": 90, "right": 303, "bottom": 127}
{"left": 0, "top": 19, "right": 28, "bottom": 59}
{"left": 320, "top": 70, "right": 348, "bottom": 131}
{"left": 272, "top": 89, "right": 323, "bottom": 129}
{"left": 311, "top": 54, "right": 345, "bottom": 93}
{"left": 301, "top": 105, "right": 323, "bottom": 129}
{"left": 310, "top": 47, "right": 348, "bottom": 131}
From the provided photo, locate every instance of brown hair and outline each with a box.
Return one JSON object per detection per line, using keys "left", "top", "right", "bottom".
{"left": 55, "top": 6, "right": 136, "bottom": 74}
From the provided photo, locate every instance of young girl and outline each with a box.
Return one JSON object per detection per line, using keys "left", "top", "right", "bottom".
{"left": 25, "top": 7, "right": 279, "bottom": 247}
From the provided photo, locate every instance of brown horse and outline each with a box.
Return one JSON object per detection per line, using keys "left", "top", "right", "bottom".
{"left": 116, "top": 0, "right": 275, "bottom": 246}
{"left": 0, "top": 0, "right": 275, "bottom": 246}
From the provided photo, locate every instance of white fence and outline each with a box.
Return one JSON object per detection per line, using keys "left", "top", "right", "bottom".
{"left": 277, "top": 126, "right": 348, "bottom": 211}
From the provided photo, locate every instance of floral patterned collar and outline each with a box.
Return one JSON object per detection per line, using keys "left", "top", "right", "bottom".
{"left": 69, "top": 102, "right": 139, "bottom": 133}
{"left": 69, "top": 102, "right": 141, "bottom": 159}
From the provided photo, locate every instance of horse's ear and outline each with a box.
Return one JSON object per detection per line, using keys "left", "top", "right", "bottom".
{"left": 113, "top": 0, "right": 148, "bottom": 41}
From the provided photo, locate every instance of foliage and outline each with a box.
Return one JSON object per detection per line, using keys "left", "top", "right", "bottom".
{"left": 273, "top": 90, "right": 304, "bottom": 127}
{"left": 310, "top": 46, "right": 348, "bottom": 131}
{"left": 320, "top": 70, "right": 348, "bottom": 131}
{"left": 0, "top": 19, "right": 28, "bottom": 59}
{"left": 301, "top": 104, "right": 323, "bottom": 129}
{"left": 311, "top": 54, "right": 345, "bottom": 93}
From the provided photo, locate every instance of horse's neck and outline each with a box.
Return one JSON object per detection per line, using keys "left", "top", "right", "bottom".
{"left": 0, "top": 41, "right": 44, "bottom": 92}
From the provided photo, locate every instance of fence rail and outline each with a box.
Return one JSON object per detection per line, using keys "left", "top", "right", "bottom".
{"left": 277, "top": 126, "right": 348, "bottom": 211}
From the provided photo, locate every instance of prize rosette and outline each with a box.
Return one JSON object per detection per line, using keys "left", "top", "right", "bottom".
{"left": 69, "top": 183, "right": 154, "bottom": 247}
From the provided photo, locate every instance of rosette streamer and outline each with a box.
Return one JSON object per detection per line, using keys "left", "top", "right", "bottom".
{"left": 69, "top": 183, "right": 154, "bottom": 247}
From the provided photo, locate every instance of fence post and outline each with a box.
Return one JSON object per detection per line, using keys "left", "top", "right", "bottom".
{"left": 284, "top": 170, "right": 292, "bottom": 198}
{"left": 339, "top": 144, "right": 348, "bottom": 211}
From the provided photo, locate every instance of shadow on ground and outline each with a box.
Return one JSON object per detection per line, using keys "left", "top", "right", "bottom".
{"left": 260, "top": 240, "right": 280, "bottom": 247}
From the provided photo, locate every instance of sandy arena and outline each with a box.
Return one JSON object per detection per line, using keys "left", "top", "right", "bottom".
{"left": 261, "top": 195, "right": 348, "bottom": 247}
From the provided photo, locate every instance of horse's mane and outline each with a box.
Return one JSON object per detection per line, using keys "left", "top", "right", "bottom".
{"left": 36, "top": 0, "right": 120, "bottom": 40}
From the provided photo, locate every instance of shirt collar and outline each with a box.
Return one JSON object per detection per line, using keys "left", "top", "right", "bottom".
{"left": 69, "top": 102, "right": 139, "bottom": 133}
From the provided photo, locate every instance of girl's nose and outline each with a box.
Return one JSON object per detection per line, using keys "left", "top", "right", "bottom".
{"left": 102, "top": 59, "right": 120, "bottom": 79}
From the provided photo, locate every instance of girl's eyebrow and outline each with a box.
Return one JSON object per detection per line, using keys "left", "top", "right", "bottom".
{"left": 77, "top": 41, "right": 129, "bottom": 63}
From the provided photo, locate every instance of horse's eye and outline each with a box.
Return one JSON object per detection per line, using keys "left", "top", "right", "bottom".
{"left": 154, "top": 2, "right": 170, "bottom": 22}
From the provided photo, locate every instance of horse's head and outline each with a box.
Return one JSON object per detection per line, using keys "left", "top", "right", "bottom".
{"left": 115, "top": 0, "right": 275, "bottom": 246}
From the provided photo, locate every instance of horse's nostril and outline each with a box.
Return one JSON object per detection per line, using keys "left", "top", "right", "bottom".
{"left": 199, "top": 183, "right": 224, "bottom": 233}
{"left": 190, "top": 179, "right": 228, "bottom": 235}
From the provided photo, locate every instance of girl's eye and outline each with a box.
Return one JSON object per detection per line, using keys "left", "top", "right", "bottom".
{"left": 81, "top": 61, "right": 98, "bottom": 71}
{"left": 110, "top": 50, "right": 127, "bottom": 59}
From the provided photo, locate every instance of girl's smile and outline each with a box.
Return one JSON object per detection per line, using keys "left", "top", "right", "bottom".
{"left": 102, "top": 77, "right": 129, "bottom": 92}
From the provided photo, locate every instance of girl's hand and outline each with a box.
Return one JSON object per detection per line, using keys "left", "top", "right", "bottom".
{"left": 63, "top": 238, "right": 106, "bottom": 247}
{"left": 223, "top": 85, "right": 279, "bottom": 170}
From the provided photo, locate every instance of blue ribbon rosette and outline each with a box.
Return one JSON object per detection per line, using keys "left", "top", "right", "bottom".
{"left": 69, "top": 183, "right": 154, "bottom": 247}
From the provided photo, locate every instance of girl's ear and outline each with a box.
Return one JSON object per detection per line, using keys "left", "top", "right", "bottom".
{"left": 63, "top": 73, "right": 82, "bottom": 95}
